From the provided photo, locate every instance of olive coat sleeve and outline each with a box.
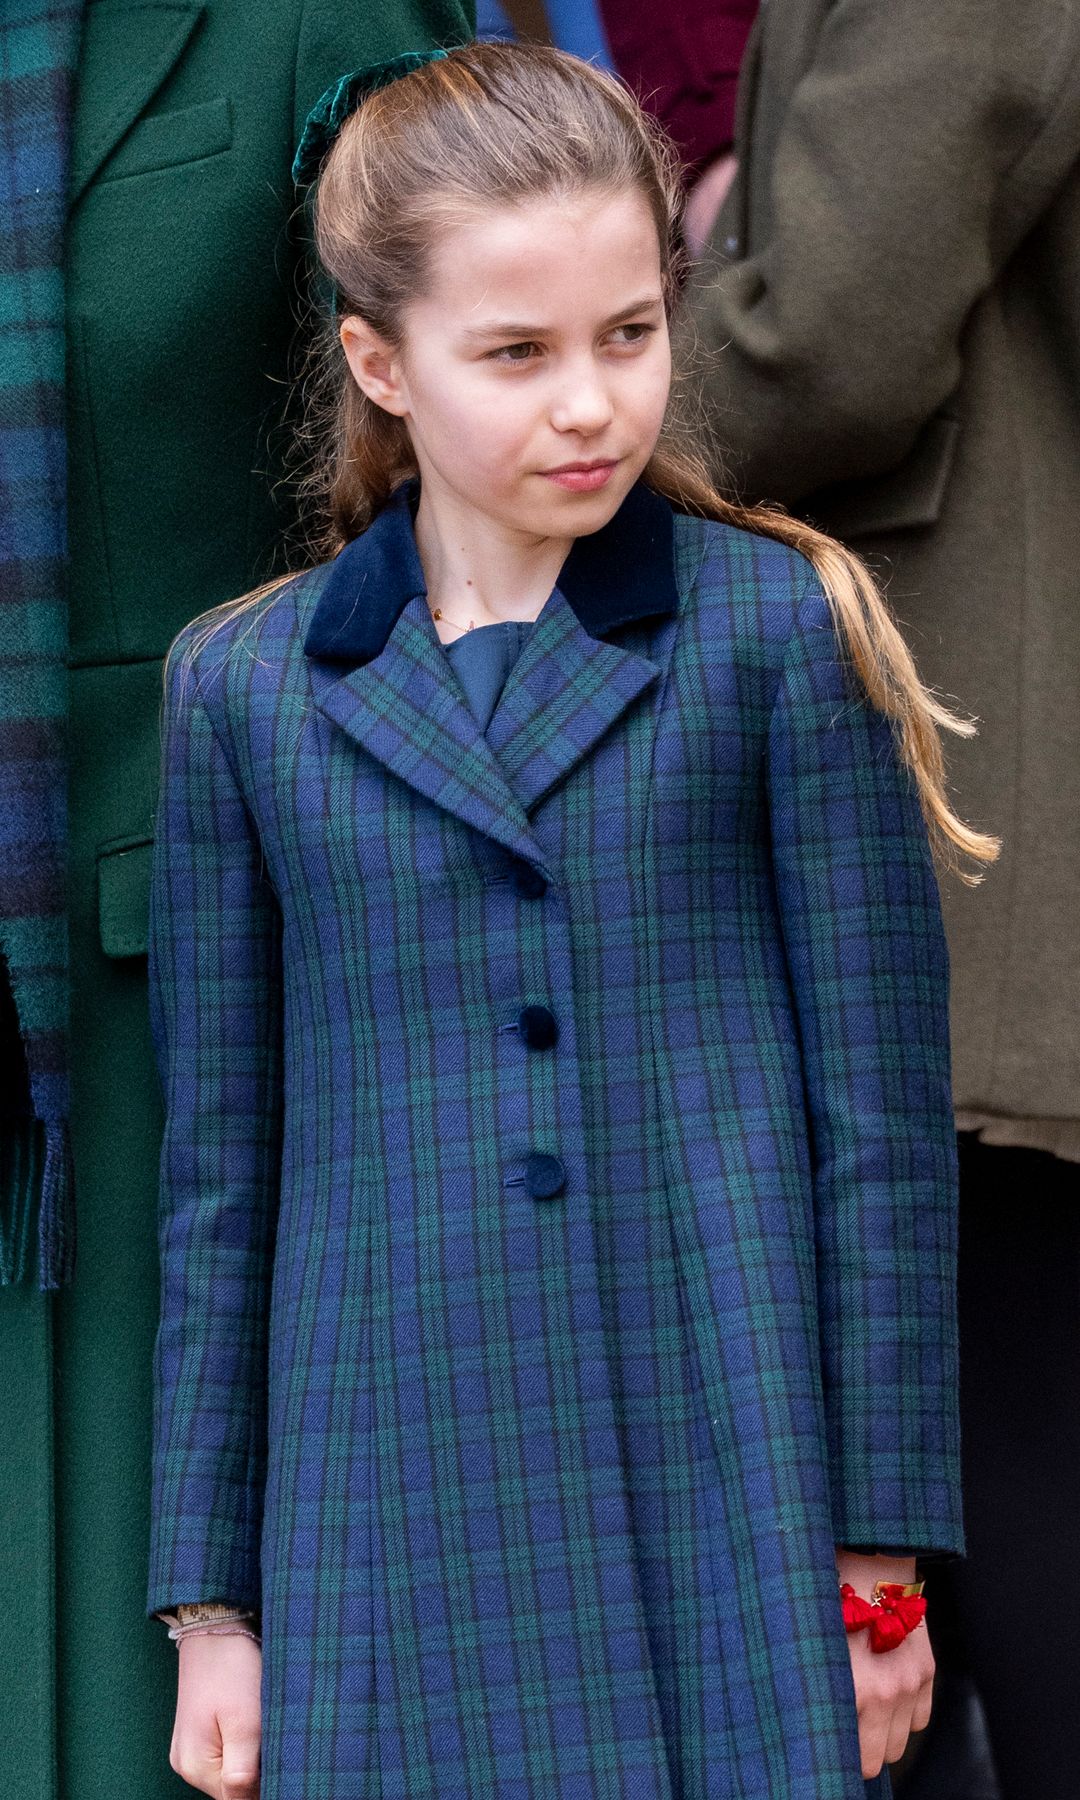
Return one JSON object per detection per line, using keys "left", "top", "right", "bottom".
{"left": 680, "top": 0, "right": 1080, "bottom": 503}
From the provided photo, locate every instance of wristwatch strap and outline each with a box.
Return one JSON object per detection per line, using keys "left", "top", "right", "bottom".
{"left": 156, "top": 1601, "right": 256, "bottom": 1628}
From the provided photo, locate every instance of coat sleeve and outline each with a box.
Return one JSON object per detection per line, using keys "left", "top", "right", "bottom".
{"left": 766, "top": 570, "right": 963, "bottom": 1555}
{"left": 683, "top": 0, "right": 1080, "bottom": 502}
{"left": 145, "top": 641, "right": 285, "bottom": 1618}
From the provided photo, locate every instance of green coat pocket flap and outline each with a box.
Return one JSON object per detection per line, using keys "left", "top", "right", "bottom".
{"left": 97, "top": 836, "right": 154, "bottom": 959}
{"left": 101, "top": 95, "right": 233, "bottom": 185}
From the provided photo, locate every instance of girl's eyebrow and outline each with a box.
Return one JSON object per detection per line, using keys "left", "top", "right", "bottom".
{"left": 461, "top": 294, "right": 665, "bottom": 342}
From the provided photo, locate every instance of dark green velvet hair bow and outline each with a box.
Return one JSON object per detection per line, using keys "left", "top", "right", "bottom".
{"left": 292, "top": 48, "right": 451, "bottom": 188}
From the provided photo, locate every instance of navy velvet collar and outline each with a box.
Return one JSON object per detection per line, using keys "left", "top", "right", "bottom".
{"left": 302, "top": 476, "right": 681, "bottom": 665}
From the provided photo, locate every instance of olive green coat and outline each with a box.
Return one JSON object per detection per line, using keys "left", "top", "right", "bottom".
{"left": 0, "top": 4, "right": 472, "bottom": 1797}
{"left": 682, "top": 0, "right": 1080, "bottom": 1134}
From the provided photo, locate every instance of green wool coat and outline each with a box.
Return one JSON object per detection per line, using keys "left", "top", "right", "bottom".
{"left": 681, "top": 0, "right": 1080, "bottom": 1135}
{"left": 0, "top": 4, "right": 472, "bottom": 1797}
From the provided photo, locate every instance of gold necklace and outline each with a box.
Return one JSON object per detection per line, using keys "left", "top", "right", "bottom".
{"left": 430, "top": 605, "right": 478, "bottom": 635}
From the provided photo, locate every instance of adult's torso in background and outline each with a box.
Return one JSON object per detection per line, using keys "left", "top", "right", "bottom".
{"left": 695, "top": 0, "right": 1080, "bottom": 1131}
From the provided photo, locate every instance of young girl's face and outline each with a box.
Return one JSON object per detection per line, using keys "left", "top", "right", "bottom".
{"left": 344, "top": 185, "right": 673, "bottom": 542}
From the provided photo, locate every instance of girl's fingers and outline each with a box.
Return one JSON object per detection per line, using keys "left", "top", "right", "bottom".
{"left": 170, "top": 1728, "right": 222, "bottom": 1796}
{"left": 169, "top": 1752, "right": 218, "bottom": 1798}
{"left": 911, "top": 1672, "right": 934, "bottom": 1734}
{"left": 884, "top": 1695, "right": 916, "bottom": 1767}
{"left": 857, "top": 1649, "right": 933, "bottom": 1775}
{"left": 857, "top": 1705, "right": 890, "bottom": 1782}
{"left": 851, "top": 1634, "right": 932, "bottom": 1778}
{"left": 217, "top": 1711, "right": 261, "bottom": 1800}
{"left": 219, "top": 1754, "right": 260, "bottom": 1800}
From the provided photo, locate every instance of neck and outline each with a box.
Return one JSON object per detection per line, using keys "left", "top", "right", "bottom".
{"left": 413, "top": 477, "right": 573, "bottom": 633}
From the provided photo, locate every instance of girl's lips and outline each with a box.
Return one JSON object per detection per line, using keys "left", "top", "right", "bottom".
{"left": 542, "top": 461, "right": 618, "bottom": 492}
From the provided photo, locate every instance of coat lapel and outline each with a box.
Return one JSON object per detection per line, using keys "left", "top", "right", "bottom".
{"left": 301, "top": 477, "right": 679, "bottom": 867}
{"left": 68, "top": 2, "right": 205, "bottom": 208}
{"left": 485, "top": 584, "right": 662, "bottom": 814}
{"left": 306, "top": 596, "right": 550, "bottom": 873}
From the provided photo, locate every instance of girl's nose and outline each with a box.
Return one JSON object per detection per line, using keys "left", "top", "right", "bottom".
{"left": 549, "top": 366, "right": 615, "bottom": 436}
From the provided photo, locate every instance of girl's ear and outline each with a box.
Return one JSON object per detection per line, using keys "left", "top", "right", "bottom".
{"left": 339, "top": 316, "right": 409, "bottom": 418}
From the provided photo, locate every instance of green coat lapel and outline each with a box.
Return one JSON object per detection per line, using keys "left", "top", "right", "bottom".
{"left": 68, "top": 1, "right": 204, "bottom": 207}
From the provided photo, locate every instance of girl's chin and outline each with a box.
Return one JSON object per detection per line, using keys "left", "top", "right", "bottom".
{"left": 520, "top": 486, "right": 628, "bottom": 535}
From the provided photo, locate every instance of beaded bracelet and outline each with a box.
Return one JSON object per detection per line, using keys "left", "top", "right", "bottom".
{"left": 156, "top": 1605, "right": 262, "bottom": 1646}
{"left": 840, "top": 1581, "right": 927, "bottom": 1653}
{"left": 167, "top": 1618, "right": 262, "bottom": 1645}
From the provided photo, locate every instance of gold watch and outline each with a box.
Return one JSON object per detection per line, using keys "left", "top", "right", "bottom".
{"left": 179, "top": 1601, "right": 253, "bottom": 1625}
{"left": 156, "top": 1601, "right": 255, "bottom": 1628}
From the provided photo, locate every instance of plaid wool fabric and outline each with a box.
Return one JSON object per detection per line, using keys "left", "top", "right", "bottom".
{"left": 147, "top": 485, "right": 961, "bottom": 1799}
{"left": 0, "top": 0, "right": 83, "bottom": 1288}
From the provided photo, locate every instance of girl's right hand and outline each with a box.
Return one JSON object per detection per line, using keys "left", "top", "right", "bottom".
{"left": 170, "top": 1634, "right": 262, "bottom": 1799}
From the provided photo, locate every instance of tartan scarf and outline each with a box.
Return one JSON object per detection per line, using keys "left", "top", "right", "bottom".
{"left": 0, "top": 0, "right": 85, "bottom": 1289}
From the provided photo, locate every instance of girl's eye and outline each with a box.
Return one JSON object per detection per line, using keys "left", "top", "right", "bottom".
{"left": 487, "top": 324, "right": 657, "bottom": 365}
{"left": 489, "top": 341, "right": 540, "bottom": 363}
{"left": 609, "top": 323, "right": 656, "bottom": 347}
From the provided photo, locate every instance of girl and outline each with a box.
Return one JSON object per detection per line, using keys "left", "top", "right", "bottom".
{"left": 145, "top": 41, "right": 997, "bottom": 1800}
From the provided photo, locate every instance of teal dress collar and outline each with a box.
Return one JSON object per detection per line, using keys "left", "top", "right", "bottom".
{"left": 442, "top": 617, "right": 536, "bottom": 734}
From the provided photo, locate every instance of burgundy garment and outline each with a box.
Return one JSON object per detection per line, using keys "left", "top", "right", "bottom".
{"left": 599, "top": 0, "right": 759, "bottom": 177}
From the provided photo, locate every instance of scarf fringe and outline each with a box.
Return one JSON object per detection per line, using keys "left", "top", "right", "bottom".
{"left": 38, "top": 1118, "right": 76, "bottom": 1288}
{"left": 0, "top": 1118, "right": 40, "bottom": 1285}
{"left": 0, "top": 1116, "right": 75, "bottom": 1289}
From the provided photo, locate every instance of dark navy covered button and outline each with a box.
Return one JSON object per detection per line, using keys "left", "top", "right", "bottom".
{"left": 518, "top": 1004, "right": 559, "bottom": 1050}
{"left": 509, "top": 859, "right": 547, "bottom": 899}
{"left": 524, "top": 1153, "right": 566, "bottom": 1200}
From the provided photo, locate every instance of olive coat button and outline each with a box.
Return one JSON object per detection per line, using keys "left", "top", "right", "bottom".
{"left": 510, "top": 860, "right": 547, "bottom": 898}
{"left": 524, "top": 1153, "right": 567, "bottom": 1200}
{"left": 518, "top": 1004, "right": 559, "bottom": 1050}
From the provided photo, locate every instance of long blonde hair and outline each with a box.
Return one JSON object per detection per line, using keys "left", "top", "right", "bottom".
{"left": 173, "top": 39, "right": 997, "bottom": 880}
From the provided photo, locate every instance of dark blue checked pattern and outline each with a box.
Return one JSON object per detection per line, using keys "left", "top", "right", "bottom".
{"left": 0, "top": 0, "right": 85, "bottom": 1286}
{"left": 147, "top": 480, "right": 959, "bottom": 1799}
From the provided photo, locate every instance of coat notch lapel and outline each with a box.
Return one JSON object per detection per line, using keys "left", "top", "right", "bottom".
{"left": 300, "top": 477, "right": 684, "bottom": 857}
{"left": 308, "top": 597, "right": 551, "bottom": 873}
{"left": 69, "top": 2, "right": 205, "bottom": 208}
{"left": 486, "top": 585, "right": 663, "bottom": 814}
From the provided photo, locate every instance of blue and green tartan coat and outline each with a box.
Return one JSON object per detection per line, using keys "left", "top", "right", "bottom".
{"left": 146, "top": 478, "right": 962, "bottom": 1799}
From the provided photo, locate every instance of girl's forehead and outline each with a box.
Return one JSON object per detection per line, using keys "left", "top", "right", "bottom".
{"left": 422, "top": 189, "right": 663, "bottom": 320}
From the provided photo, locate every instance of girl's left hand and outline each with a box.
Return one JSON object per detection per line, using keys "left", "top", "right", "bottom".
{"left": 834, "top": 1550, "right": 935, "bottom": 1781}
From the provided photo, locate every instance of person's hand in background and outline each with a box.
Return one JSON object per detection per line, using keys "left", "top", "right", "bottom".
{"left": 682, "top": 152, "right": 738, "bottom": 258}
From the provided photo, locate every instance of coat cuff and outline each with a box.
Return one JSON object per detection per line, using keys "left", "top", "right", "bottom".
{"left": 146, "top": 1532, "right": 263, "bottom": 1621}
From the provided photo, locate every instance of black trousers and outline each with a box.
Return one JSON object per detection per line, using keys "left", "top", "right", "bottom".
{"left": 924, "top": 1133, "right": 1080, "bottom": 1799}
